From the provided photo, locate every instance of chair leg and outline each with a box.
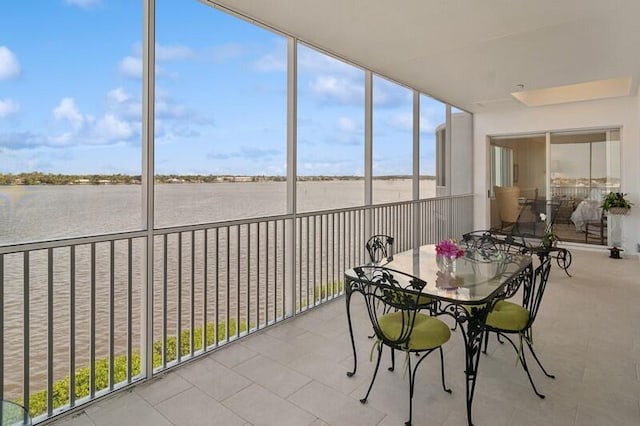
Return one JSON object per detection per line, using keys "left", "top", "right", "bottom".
{"left": 389, "top": 347, "right": 395, "bottom": 371}
{"left": 517, "top": 335, "right": 546, "bottom": 399}
{"left": 495, "top": 333, "right": 546, "bottom": 399}
{"left": 525, "top": 338, "right": 555, "bottom": 379}
{"left": 482, "top": 330, "right": 490, "bottom": 354}
{"left": 406, "top": 355, "right": 414, "bottom": 426}
{"left": 439, "top": 347, "right": 452, "bottom": 394}
{"left": 360, "top": 344, "right": 383, "bottom": 404}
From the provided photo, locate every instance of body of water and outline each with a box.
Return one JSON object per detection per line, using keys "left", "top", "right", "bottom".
{"left": 0, "top": 179, "right": 434, "bottom": 245}
{"left": 0, "top": 179, "right": 435, "bottom": 398}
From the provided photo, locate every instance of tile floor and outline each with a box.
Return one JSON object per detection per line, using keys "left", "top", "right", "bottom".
{"left": 49, "top": 249, "right": 640, "bottom": 425}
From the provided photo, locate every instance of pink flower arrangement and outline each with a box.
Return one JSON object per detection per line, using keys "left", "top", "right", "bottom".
{"left": 435, "top": 239, "right": 464, "bottom": 260}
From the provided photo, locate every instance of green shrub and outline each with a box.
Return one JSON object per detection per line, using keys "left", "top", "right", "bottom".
{"left": 297, "top": 281, "right": 344, "bottom": 310}
{"left": 24, "top": 319, "right": 246, "bottom": 417}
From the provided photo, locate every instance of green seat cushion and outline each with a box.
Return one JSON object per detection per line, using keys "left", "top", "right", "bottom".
{"left": 486, "top": 300, "right": 529, "bottom": 332}
{"left": 378, "top": 312, "right": 451, "bottom": 351}
{"left": 409, "top": 293, "right": 433, "bottom": 308}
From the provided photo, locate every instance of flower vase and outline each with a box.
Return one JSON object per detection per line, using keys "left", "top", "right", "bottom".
{"left": 436, "top": 255, "right": 456, "bottom": 276}
{"left": 436, "top": 255, "right": 460, "bottom": 289}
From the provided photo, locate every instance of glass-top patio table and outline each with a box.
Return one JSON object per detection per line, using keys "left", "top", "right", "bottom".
{"left": 344, "top": 244, "right": 532, "bottom": 426}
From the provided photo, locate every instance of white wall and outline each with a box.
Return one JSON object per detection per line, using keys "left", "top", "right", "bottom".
{"left": 450, "top": 111, "right": 473, "bottom": 195}
{"left": 474, "top": 96, "right": 640, "bottom": 255}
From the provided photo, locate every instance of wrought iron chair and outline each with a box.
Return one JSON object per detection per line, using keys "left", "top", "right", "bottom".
{"left": 354, "top": 266, "right": 451, "bottom": 426}
{"left": 365, "top": 234, "right": 394, "bottom": 264}
{"left": 365, "top": 234, "right": 434, "bottom": 340}
{"left": 462, "top": 230, "right": 528, "bottom": 256}
{"left": 483, "top": 256, "right": 555, "bottom": 398}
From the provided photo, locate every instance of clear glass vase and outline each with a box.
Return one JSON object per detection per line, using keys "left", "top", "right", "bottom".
{"left": 436, "top": 255, "right": 456, "bottom": 276}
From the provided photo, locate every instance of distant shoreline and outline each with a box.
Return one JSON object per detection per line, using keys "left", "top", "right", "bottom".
{"left": 0, "top": 173, "right": 436, "bottom": 186}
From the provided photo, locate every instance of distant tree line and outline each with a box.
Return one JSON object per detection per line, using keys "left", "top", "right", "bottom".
{"left": 0, "top": 172, "right": 142, "bottom": 185}
{"left": 0, "top": 172, "right": 434, "bottom": 185}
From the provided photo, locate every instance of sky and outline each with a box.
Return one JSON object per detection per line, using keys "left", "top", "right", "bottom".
{"left": 0, "top": 0, "right": 446, "bottom": 176}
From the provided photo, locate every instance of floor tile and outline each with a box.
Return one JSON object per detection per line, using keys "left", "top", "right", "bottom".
{"left": 135, "top": 371, "right": 193, "bottom": 405}
{"left": 176, "top": 356, "right": 252, "bottom": 401}
{"left": 222, "top": 384, "right": 316, "bottom": 426}
{"left": 84, "top": 391, "right": 171, "bottom": 426}
{"left": 155, "top": 386, "right": 246, "bottom": 426}
{"left": 233, "top": 354, "right": 311, "bottom": 398}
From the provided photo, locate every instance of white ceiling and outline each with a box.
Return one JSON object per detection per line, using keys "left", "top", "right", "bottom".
{"left": 207, "top": 0, "right": 640, "bottom": 113}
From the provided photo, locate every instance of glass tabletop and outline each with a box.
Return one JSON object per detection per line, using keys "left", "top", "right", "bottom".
{"left": 348, "top": 244, "right": 531, "bottom": 305}
{"left": 1, "top": 400, "right": 31, "bottom": 426}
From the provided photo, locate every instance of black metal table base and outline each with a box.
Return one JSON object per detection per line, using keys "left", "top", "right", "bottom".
{"left": 441, "top": 302, "right": 490, "bottom": 426}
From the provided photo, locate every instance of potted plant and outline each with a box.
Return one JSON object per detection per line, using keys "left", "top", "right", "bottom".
{"left": 538, "top": 213, "right": 559, "bottom": 248}
{"left": 601, "top": 192, "right": 633, "bottom": 215}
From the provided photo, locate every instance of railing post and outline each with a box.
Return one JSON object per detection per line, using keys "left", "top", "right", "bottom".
{"left": 285, "top": 36, "right": 297, "bottom": 317}
{"left": 364, "top": 71, "right": 373, "bottom": 242}
{"left": 142, "top": 0, "right": 155, "bottom": 379}
{"left": 413, "top": 90, "right": 420, "bottom": 249}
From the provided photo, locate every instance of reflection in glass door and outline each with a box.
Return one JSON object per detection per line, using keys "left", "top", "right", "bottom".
{"left": 550, "top": 129, "right": 620, "bottom": 245}
{"left": 489, "top": 135, "right": 546, "bottom": 233}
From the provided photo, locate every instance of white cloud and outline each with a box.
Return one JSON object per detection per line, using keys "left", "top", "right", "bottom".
{"left": 53, "top": 98, "right": 84, "bottom": 130}
{"left": 419, "top": 116, "right": 438, "bottom": 133}
{"left": 107, "top": 87, "right": 130, "bottom": 104}
{"left": 0, "top": 98, "right": 19, "bottom": 118}
{"left": 95, "top": 114, "right": 134, "bottom": 141}
{"left": 254, "top": 53, "right": 286, "bottom": 72}
{"left": 156, "top": 44, "right": 194, "bottom": 61}
{"left": 337, "top": 117, "right": 357, "bottom": 133}
{"left": 0, "top": 46, "right": 21, "bottom": 80}
{"left": 64, "top": 0, "right": 100, "bottom": 9}
{"left": 118, "top": 48, "right": 179, "bottom": 80}
{"left": 155, "top": 88, "right": 213, "bottom": 124}
{"left": 206, "top": 43, "right": 245, "bottom": 63}
{"left": 49, "top": 94, "right": 139, "bottom": 146}
{"left": 118, "top": 56, "right": 142, "bottom": 79}
{"left": 50, "top": 131, "right": 75, "bottom": 146}
{"left": 2, "top": 90, "right": 144, "bottom": 150}
{"left": 310, "top": 76, "right": 364, "bottom": 105}
{"left": 298, "top": 46, "right": 360, "bottom": 78}
{"left": 156, "top": 99, "right": 189, "bottom": 119}
{"left": 373, "top": 78, "right": 412, "bottom": 108}
{"left": 388, "top": 113, "right": 413, "bottom": 131}
{"left": 107, "top": 88, "right": 140, "bottom": 120}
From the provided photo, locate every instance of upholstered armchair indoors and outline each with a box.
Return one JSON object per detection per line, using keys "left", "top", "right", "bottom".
{"left": 494, "top": 186, "right": 521, "bottom": 233}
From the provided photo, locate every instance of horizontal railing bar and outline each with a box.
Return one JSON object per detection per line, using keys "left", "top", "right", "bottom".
{"left": 0, "top": 230, "right": 148, "bottom": 254}
{"left": 153, "top": 213, "right": 294, "bottom": 235}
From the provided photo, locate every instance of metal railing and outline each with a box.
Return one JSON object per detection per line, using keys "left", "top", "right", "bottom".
{"left": 0, "top": 194, "right": 473, "bottom": 422}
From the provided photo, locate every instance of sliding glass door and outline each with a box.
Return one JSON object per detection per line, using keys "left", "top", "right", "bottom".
{"left": 490, "top": 128, "right": 621, "bottom": 245}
